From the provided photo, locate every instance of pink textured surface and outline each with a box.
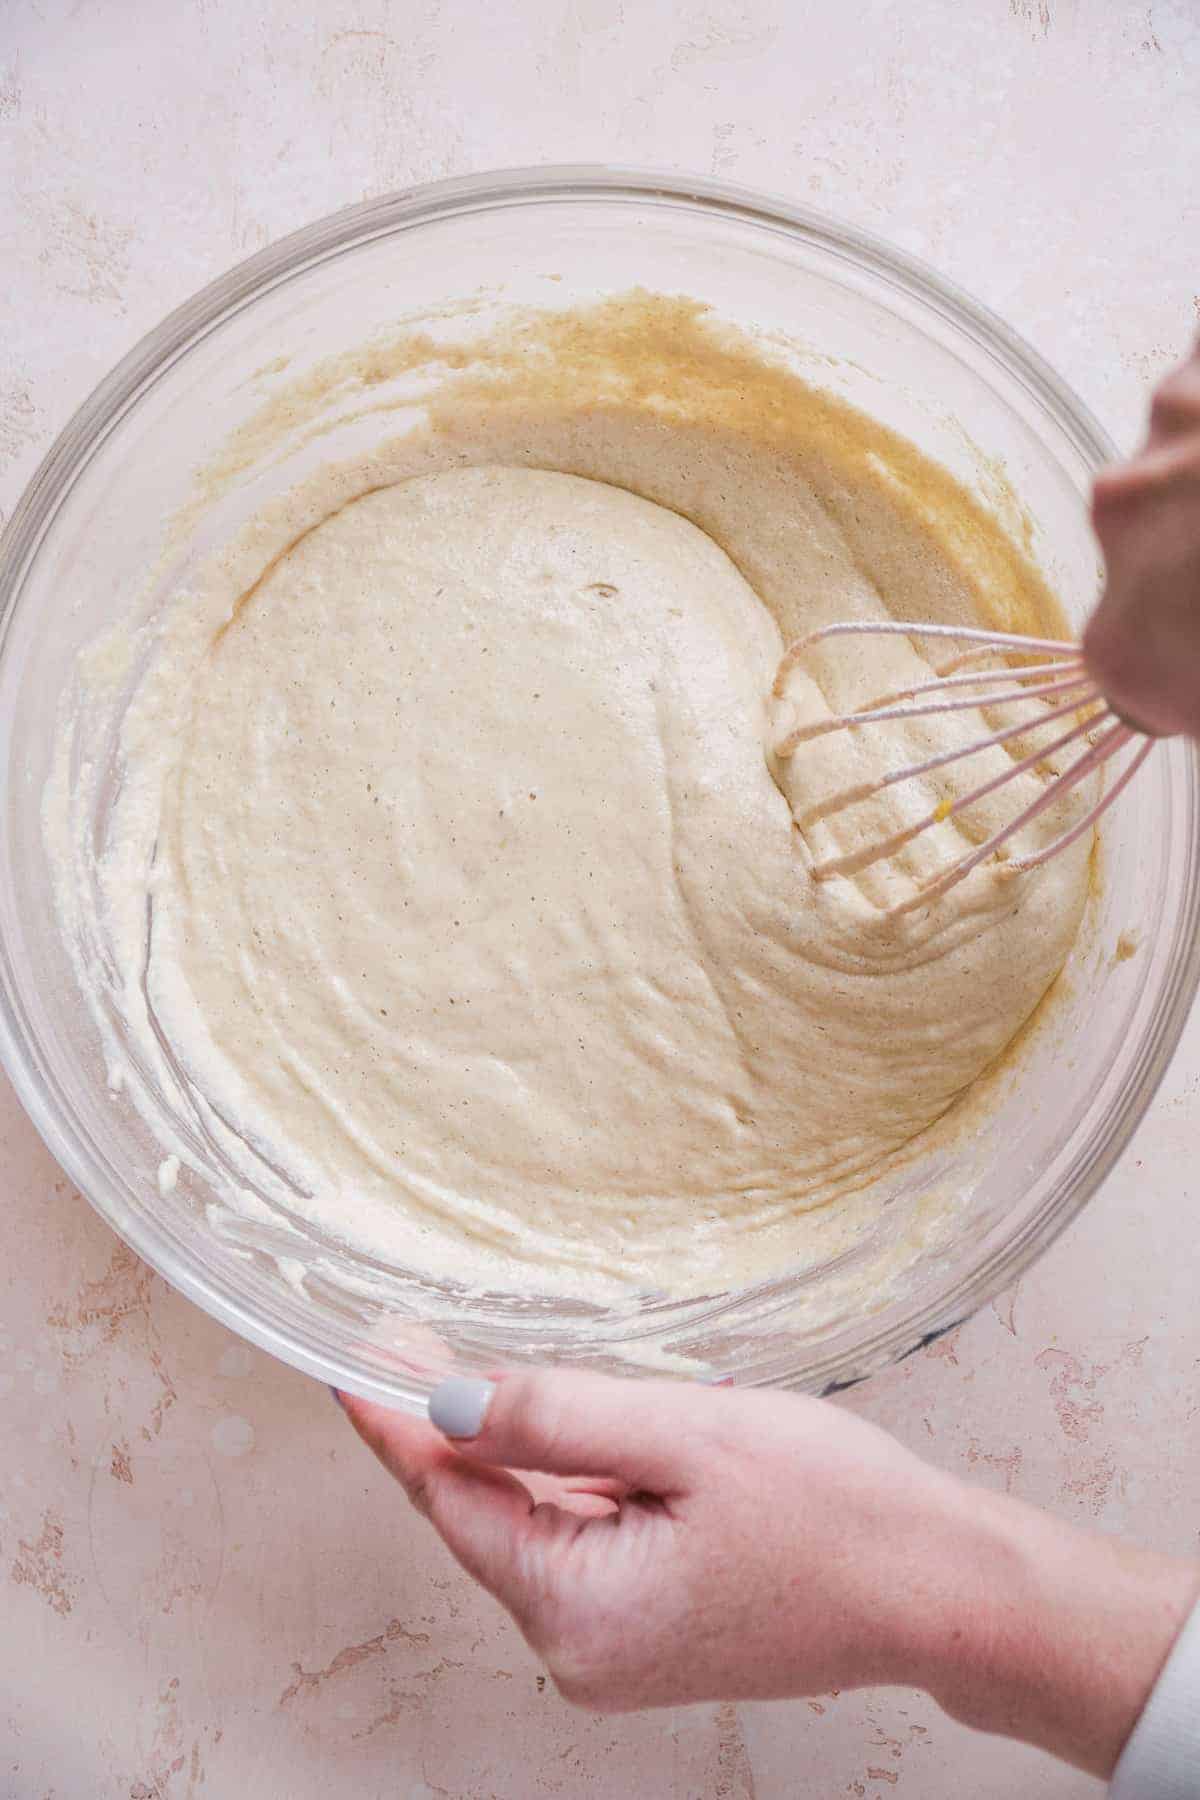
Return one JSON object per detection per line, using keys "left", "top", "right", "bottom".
{"left": 3, "top": 2, "right": 1199, "bottom": 1793}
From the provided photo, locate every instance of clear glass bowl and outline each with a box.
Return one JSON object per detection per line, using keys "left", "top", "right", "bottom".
{"left": 2, "top": 166, "right": 1196, "bottom": 1409}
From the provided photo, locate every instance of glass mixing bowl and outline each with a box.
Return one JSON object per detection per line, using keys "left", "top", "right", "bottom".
{"left": 2, "top": 166, "right": 1197, "bottom": 1409}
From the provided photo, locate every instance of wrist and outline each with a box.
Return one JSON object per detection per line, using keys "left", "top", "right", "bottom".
{"left": 915, "top": 1483, "right": 1200, "bottom": 1777}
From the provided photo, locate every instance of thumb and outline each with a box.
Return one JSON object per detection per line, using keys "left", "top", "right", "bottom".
{"left": 427, "top": 1368, "right": 703, "bottom": 1495}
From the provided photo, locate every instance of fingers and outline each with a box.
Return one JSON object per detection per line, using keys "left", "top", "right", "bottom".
{"left": 1092, "top": 442, "right": 1200, "bottom": 560}
{"left": 1083, "top": 336, "right": 1200, "bottom": 740}
{"left": 559, "top": 1476, "right": 629, "bottom": 1504}
{"left": 337, "top": 1391, "right": 564, "bottom": 1605}
{"left": 428, "top": 1369, "right": 705, "bottom": 1495}
{"left": 1080, "top": 607, "right": 1176, "bottom": 736}
{"left": 521, "top": 1468, "right": 628, "bottom": 1511}
{"left": 1146, "top": 339, "right": 1200, "bottom": 447}
{"left": 337, "top": 1391, "right": 467, "bottom": 1510}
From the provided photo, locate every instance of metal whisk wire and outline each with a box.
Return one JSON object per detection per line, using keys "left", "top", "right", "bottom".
{"left": 771, "top": 621, "right": 1153, "bottom": 911}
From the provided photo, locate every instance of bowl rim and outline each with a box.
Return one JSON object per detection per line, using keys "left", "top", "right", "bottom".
{"left": 2, "top": 163, "right": 1196, "bottom": 1401}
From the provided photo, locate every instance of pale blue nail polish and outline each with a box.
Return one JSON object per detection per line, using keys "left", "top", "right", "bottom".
{"left": 429, "top": 1376, "right": 494, "bottom": 1439}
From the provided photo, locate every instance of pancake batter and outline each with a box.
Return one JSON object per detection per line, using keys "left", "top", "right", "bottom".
{"left": 48, "top": 295, "right": 1094, "bottom": 1299}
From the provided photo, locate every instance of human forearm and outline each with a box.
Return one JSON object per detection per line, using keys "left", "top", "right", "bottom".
{"left": 339, "top": 1370, "right": 1200, "bottom": 1782}
{"left": 916, "top": 1483, "right": 1200, "bottom": 1778}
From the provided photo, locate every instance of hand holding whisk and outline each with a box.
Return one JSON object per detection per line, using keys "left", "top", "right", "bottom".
{"left": 771, "top": 335, "right": 1200, "bottom": 912}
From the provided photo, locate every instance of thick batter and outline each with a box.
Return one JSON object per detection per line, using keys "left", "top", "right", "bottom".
{"left": 49, "top": 296, "right": 1094, "bottom": 1299}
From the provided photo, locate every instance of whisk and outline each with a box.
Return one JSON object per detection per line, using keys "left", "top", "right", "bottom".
{"left": 771, "top": 621, "right": 1154, "bottom": 913}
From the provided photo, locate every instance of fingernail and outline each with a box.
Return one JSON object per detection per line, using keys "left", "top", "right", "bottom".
{"left": 429, "top": 1377, "right": 494, "bottom": 1440}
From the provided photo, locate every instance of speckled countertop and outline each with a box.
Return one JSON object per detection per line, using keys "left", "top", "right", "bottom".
{"left": 3, "top": 3, "right": 1199, "bottom": 1796}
